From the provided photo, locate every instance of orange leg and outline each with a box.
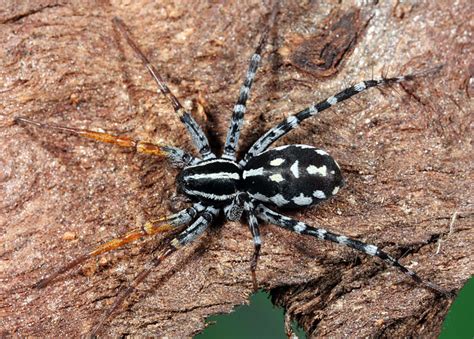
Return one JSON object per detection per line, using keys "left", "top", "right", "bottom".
{"left": 90, "top": 205, "right": 216, "bottom": 336}
{"left": 14, "top": 116, "right": 197, "bottom": 165}
{"left": 33, "top": 205, "right": 201, "bottom": 288}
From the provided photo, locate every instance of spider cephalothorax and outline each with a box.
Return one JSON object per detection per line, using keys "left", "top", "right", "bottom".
{"left": 14, "top": 4, "right": 449, "bottom": 336}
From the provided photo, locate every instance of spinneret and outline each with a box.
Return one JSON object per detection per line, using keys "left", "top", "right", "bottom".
{"left": 15, "top": 4, "right": 450, "bottom": 336}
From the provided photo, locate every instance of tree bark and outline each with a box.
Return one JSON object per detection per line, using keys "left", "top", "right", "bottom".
{"left": 1, "top": 0, "right": 472, "bottom": 337}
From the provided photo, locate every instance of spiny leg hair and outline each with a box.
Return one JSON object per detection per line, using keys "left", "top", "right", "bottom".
{"left": 91, "top": 245, "right": 177, "bottom": 336}
{"left": 91, "top": 205, "right": 218, "bottom": 336}
{"left": 33, "top": 203, "right": 205, "bottom": 289}
{"left": 241, "top": 71, "right": 429, "bottom": 166}
{"left": 256, "top": 204, "right": 449, "bottom": 296}
{"left": 222, "top": 3, "right": 279, "bottom": 160}
{"left": 113, "top": 17, "right": 215, "bottom": 159}
{"left": 14, "top": 117, "right": 198, "bottom": 167}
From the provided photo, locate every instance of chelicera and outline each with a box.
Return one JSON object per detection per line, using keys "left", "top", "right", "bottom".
{"left": 14, "top": 4, "right": 448, "bottom": 335}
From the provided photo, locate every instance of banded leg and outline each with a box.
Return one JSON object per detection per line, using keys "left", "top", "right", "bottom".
{"left": 245, "top": 200, "right": 262, "bottom": 291}
{"left": 222, "top": 3, "right": 279, "bottom": 160}
{"left": 171, "top": 205, "right": 219, "bottom": 248}
{"left": 256, "top": 204, "right": 449, "bottom": 295}
{"left": 91, "top": 205, "right": 219, "bottom": 336}
{"left": 14, "top": 117, "right": 198, "bottom": 167}
{"left": 241, "top": 72, "right": 427, "bottom": 166}
{"left": 113, "top": 18, "right": 214, "bottom": 159}
{"left": 33, "top": 204, "right": 204, "bottom": 289}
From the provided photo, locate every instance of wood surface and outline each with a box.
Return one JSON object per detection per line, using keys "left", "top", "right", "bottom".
{"left": 1, "top": 1, "right": 472, "bottom": 337}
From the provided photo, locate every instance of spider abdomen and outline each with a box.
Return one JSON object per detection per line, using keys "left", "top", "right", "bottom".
{"left": 242, "top": 144, "right": 343, "bottom": 208}
{"left": 177, "top": 158, "right": 242, "bottom": 205}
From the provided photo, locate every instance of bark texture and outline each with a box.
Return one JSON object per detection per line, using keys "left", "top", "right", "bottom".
{"left": 1, "top": 1, "right": 472, "bottom": 337}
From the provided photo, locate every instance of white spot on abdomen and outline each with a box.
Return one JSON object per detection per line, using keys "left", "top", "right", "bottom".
{"left": 313, "top": 190, "right": 326, "bottom": 199}
{"left": 290, "top": 160, "right": 299, "bottom": 178}
{"left": 332, "top": 186, "right": 340, "bottom": 195}
{"left": 307, "top": 165, "right": 327, "bottom": 176}
{"left": 292, "top": 193, "right": 313, "bottom": 206}
{"left": 270, "top": 158, "right": 285, "bottom": 166}
{"left": 270, "top": 174, "right": 284, "bottom": 183}
{"left": 270, "top": 194, "right": 290, "bottom": 206}
{"left": 315, "top": 149, "right": 328, "bottom": 156}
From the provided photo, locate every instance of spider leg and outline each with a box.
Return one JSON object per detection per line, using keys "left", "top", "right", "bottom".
{"left": 222, "top": 3, "right": 278, "bottom": 160}
{"left": 90, "top": 205, "right": 219, "bottom": 336}
{"left": 113, "top": 17, "right": 215, "bottom": 159}
{"left": 170, "top": 206, "right": 219, "bottom": 248}
{"left": 33, "top": 204, "right": 204, "bottom": 289}
{"left": 240, "top": 69, "right": 440, "bottom": 166}
{"left": 244, "top": 200, "right": 262, "bottom": 291}
{"left": 90, "top": 245, "right": 176, "bottom": 337}
{"left": 256, "top": 203, "right": 450, "bottom": 296}
{"left": 14, "top": 117, "right": 198, "bottom": 167}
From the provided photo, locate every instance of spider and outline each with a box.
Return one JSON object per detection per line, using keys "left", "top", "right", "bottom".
{"left": 14, "top": 4, "right": 449, "bottom": 336}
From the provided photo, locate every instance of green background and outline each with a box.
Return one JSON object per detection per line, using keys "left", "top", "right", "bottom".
{"left": 198, "top": 277, "right": 473, "bottom": 339}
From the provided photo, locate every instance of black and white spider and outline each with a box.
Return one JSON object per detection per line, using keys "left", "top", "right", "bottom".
{"left": 15, "top": 5, "right": 448, "bottom": 335}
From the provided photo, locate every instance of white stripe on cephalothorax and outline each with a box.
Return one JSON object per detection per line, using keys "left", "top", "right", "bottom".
{"left": 185, "top": 172, "right": 240, "bottom": 181}
{"left": 243, "top": 167, "right": 264, "bottom": 178}
{"left": 183, "top": 188, "right": 236, "bottom": 200}
{"left": 185, "top": 158, "right": 240, "bottom": 170}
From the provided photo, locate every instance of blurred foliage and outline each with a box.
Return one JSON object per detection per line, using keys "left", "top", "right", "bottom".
{"left": 440, "top": 276, "right": 474, "bottom": 339}
{"left": 198, "top": 277, "right": 473, "bottom": 339}
{"left": 196, "top": 291, "right": 305, "bottom": 339}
